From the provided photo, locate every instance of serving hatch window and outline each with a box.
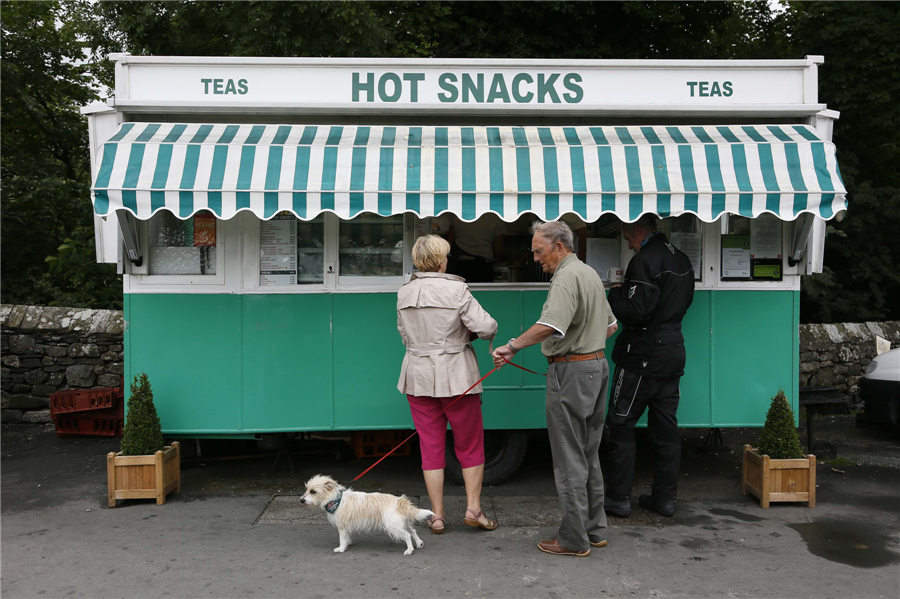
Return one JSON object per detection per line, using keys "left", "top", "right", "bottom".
{"left": 422, "top": 213, "right": 550, "bottom": 283}
{"left": 421, "top": 212, "right": 616, "bottom": 284}
{"left": 148, "top": 211, "right": 217, "bottom": 276}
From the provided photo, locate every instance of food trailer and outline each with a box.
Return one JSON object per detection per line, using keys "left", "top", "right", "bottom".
{"left": 84, "top": 55, "right": 846, "bottom": 482}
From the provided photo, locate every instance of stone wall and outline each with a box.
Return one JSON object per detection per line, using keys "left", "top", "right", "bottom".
{"left": 1, "top": 303, "right": 897, "bottom": 424}
{"left": 1, "top": 305, "right": 125, "bottom": 423}
{"left": 799, "top": 321, "right": 900, "bottom": 392}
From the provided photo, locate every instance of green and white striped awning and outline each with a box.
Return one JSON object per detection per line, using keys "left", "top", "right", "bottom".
{"left": 92, "top": 123, "right": 846, "bottom": 222}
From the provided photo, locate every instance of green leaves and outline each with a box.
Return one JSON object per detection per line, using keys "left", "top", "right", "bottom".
{"left": 34, "top": 225, "right": 122, "bottom": 309}
{"left": 1, "top": 0, "right": 113, "bottom": 308}
{"left": 120, "top": 373, "right": 166, "bottom": 456}
{"left": 758, "top": 388, "right": 805, "bottom": 460}
{"left": 792, "top": 2, "right": 900, "bottom": 322}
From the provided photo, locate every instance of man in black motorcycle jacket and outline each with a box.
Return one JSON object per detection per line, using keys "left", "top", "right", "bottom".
{"left": 604, "top": 214, "right": 695, "bottom": 518}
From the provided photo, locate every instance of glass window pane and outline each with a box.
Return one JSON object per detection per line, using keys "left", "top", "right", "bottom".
{"left": 297, "top": 217, "right": 325, "bottom": 285}
{"left": 148, "top": 211, "right": 217, "bottom": 275}
{"left": 721, "top": 214, "right": 783, "bottom": 281}
{"left": 659, "top": 215, "right": 702, "bottom": 280}
{"left": 259, "top": 214, "right": 324, "bottom": 287}
{"left": 339, "top": 214, "right": 404, "bottom": 278}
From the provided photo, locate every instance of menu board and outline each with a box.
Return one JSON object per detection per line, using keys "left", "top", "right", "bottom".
{"left": 259, "top": 215, "right": 297, "bottom": 287}
{"left": 669, "top": 232, "right": 702, "bottom": 280}
{"left": 750, "top": 214, "right": 782, "bottom": 259}
{"left": 722, "top": 235, "right": 751, "bottom": 279}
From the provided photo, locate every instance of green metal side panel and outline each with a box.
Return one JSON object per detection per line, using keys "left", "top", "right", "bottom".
{"left": 242, "top": 294, "right": 334, "bottom": 431}
{"left": 124, "top": 289, "right": 798, "bottom": 435}
{"left": 126, "top": 294, "right": 242, "bottom": 434}
{"left": 792, "top": 290, "right": 801, "bottom": 425}
{"left": 331, "top": 293, "right": 411, "bottom": 429}
{"left": 475, "top": 291, "right": 546, "bottom": 429}
{"left": 710, "top": 290, "right": 798, "bottom": 426}
{"left": 671, "top": 290, "right": 712, "bottom": 427}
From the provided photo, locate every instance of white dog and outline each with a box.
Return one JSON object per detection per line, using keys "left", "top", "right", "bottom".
{"left": 300, "top": 474, "right": 434, "bottom": 555}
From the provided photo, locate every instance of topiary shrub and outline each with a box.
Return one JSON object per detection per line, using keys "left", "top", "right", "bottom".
{"left": 757, "top": 388, "right": 805, "bottom": 459}
{"left": 120, "top": 372, "right": 165, "bottom": 456}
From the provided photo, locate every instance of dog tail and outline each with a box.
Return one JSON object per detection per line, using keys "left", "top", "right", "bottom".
{"left": 398, "top": 496, "right": 435, "bottom": 523}
{"left": 413, "top": 508, "right": 436, "bottom": 523}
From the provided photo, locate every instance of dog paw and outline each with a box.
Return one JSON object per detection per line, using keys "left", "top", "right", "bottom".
{"left": 403, "top": 548, "right": 414, "bottom": 556}
{"left": 415, "top": 540, "right": 424, "bottom": 549}
{"left": 333, "top": 547, "right": 346, "bottom": 553}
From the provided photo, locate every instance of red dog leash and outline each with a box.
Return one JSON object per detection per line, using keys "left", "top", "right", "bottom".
{"left": 351, "top": 356, "right": 545, "bottom": 483}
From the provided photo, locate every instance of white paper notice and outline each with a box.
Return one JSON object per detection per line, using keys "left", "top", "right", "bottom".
{"left": 260, "top": 216, "right": 297, "bottom": 287}
{"left": 751, "top": 214, "right": 782, "bottom": 259}
{"left": 414, "top": 217, "right": 433, "bottom": 239}
{"left": 669, "top": 232, "right": 702, "bottom": 279}
{"left": 722, "top": 248, "right": 750, "bottom": 278}
{"left": 876, "top": 335, "right": 892, "bottom": 356}
{"left": 586, "top": 238, "right": 621, "bottom": 281}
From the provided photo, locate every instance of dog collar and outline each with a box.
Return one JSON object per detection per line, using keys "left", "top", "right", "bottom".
{"left": 324, "top": 490, "right": 343, "bottom": 514}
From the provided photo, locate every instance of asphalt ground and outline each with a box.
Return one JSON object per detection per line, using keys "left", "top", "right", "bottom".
{"left": 2, "top": 415, "right": 898, "bottom": 598}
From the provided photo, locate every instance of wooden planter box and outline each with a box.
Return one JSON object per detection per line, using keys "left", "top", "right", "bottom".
{"left": 107, "top": 442, "right": 180, "bottom": 507}
{"left": 742, "top": 444, "right": 816, "bottom": 508}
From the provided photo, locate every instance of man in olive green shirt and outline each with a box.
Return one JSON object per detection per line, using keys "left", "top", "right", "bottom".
{"left": 493, "top": 221, "right": 617, "bottom": 557}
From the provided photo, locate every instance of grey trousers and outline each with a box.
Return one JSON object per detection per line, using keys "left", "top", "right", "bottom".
{"left": 546, "top": 357, "right": 609, "bottom": 552}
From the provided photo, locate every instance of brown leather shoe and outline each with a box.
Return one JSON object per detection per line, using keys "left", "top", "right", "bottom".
{"left": 589, "top": 538, "right": 608, "bottom": 548}
{"left": 537, "top": 539, "right": 591, "bottom": 557}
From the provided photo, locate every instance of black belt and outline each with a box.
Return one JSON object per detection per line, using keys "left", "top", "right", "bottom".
{"left": 624, "top": 324, "right": 681, "bottom": 331}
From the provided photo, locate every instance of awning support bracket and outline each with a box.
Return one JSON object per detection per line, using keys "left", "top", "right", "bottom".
{"left": 116, "top": 211, "right": 143, "bottom": 267}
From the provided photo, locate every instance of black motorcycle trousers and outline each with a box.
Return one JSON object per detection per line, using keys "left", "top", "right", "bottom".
{"left": 604, "top": 366, "right": 682, "bottom": 501}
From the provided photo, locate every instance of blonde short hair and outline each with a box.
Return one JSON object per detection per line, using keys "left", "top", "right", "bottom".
{"left": 412, "top": 235, "right": 451, "bottom": 272}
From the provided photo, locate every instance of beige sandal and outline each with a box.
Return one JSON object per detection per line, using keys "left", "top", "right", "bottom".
{"left": 463, "top": 508, "right": 498, "bottom": 530}
{"left": 427, "top": 516, "right": 445, "bottom": 534}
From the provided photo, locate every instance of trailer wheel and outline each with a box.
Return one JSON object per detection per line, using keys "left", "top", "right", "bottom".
{"left": 445, "top": 430, "right": 528, "bottom": 486}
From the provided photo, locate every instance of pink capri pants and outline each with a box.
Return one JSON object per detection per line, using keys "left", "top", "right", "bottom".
{"left": 407, "top": 394, "right": 485, "bottom": 471}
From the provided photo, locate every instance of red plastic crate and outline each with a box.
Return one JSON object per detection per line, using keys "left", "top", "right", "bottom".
{"left": 53, "top": 402, "right": 124, "bottom": 438}
{"left": 49, "top": 387, "right": 118, "bottom": 416}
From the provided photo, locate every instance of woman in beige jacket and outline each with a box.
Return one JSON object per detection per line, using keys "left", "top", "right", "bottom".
{"left": 397, "top": 235, "right": 499, "bottom": 534}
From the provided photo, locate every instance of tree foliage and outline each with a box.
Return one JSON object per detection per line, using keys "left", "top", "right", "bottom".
{"left": 791, "top": 1, "right": 900, "bottom": 322}
{"left": 757, "top": 388, "right": 805, "bottom": 460}
{"left": 2, "top": 1, "right": 897, "bottom": 322}
{"left": 1, "top": 0, "right": 121, "bottom": 308}
{"left": 120, "top": 372, "right": 165, "bottom": 456}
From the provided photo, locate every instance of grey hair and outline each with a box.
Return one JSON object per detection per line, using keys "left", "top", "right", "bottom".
{"left": 622, "top": 213, "right": 658, "bottom": 235}
{"left": 532, "top": 220, "right": 575, "bottom": 252}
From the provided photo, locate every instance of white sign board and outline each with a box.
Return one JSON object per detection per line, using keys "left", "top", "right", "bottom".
{"left": 722, "top": 248, "right": 750, "bottom": 278}
{"left": 669, "top": 232, "right": 702, "bottom": 278}
{"left": 876, "top": 335, "right": 891, "bottom": 356}
{"left": 586, "top": 238, "right": 621, "bottom": 282}
{"left": 751, "top": 214, "right": 782, "bottom": 259}
{"left": 110, "top": 56, "right": 823, "bottom": 114}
